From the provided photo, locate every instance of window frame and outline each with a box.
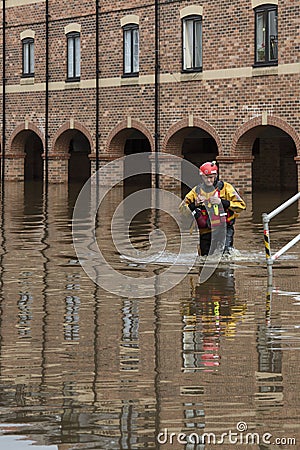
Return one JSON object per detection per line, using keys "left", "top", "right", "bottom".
{"left": 122, "top": 23, "right": 139, "bottom": 78}
{"left": 66, "top": 31, "right": 81, "bottom": 82}
{"left": 254, "top": 4, "right": 278, "bottom": 67}
{"left": 182, "top": 14, "right": 203, "bottom": 73}
{"left": 22, "top": 37, "right": 34, "bottom": 77}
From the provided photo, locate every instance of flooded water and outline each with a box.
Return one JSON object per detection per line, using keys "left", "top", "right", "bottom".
{"left": 0, "top": 182, "right": 299, "bottom": 449}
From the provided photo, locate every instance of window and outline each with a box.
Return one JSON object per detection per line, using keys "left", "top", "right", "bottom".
{"left": 22, "top": 38, "right": 34, "bottom": 77}
{"left": 182, "top": 15, "right": 202, "bottom": 72}
{"left": 255, "top": 4, "right": 278, "bottom": 66}
{"left": 123, "top": 24, "right": 139, "bottom": 76}
{"left": 67, "top": 32, "right": 80, "bottom": 80}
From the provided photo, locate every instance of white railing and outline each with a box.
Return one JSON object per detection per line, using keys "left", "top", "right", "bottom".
{"left": 262, "top": 192, "right": 300, "bottom": 285}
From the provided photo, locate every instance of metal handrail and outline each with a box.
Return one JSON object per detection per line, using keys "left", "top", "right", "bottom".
{"left": 262, "top": 192, "right": 300, "bottom": 285}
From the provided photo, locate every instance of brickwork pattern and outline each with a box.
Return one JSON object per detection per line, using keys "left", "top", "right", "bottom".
{"left": 0, "top": 0, "right": 299, "bottom": 189}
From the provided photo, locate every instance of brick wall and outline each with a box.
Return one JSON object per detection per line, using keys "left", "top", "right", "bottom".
{"left": 0, "top": 0, "right": 299, "bottom": 190}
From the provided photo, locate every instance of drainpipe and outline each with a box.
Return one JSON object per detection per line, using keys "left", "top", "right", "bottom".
{"left": 154, "top": 0, "right": 160, "bottom": 190}
{"left": 153, "top": 2, "right": 162, "bottom": 441}
{"left": 95, "top": 0, "right": 99, "bottom": 172}
{"left": 45, "top": 0, "right": 49, "bottom": 185}
{"left": 2, "top": 0, "right": 6, "bottom": 185}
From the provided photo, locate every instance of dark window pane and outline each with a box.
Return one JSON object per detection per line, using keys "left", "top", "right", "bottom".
{"left": 255, "top": 6, "right": 278, "bottom": 65}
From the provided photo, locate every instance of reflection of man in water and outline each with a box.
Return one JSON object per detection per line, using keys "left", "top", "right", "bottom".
{"left": 181, "top": 161, "right": 246, "bottom": 256}
{"left": 181, "top": 269, "right": 246, "bottom": 372}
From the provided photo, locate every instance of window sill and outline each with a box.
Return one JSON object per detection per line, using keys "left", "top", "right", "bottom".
{"left": 64, "top": 80, "right": 81, "bottom": 89}
{"left": 120, "top": 75, "right": 139, "bottom": 86}
{"left": 20, "top": 76, "right": 35, "bottom": 85}
{"left": 180, "top": 71, "right": 203, "bottom": 82}
{"left": 252, "top": 65, "right": 278, "bottom": 76}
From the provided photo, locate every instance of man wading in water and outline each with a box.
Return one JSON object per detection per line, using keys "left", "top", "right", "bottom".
{"left": 181, "top": 161, "right": 246, "bottom": 256}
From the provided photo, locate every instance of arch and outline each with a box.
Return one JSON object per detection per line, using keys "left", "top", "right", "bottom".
{"left": 20, "top": 29, "right": 35, "bottom": 40}
{"left": 180, "top": 5, "right": 203, "bottom": 18}
{"left": 232, "top": 115, "right": 300, "bottom": 156}
{"left": 52, "top": 122, "right": 93, "bottom": 182}
{"left": 120, "top": 14, "right": 139, "bottom": 27}
{"left": 162, "top": 118, "right": 221, "bottom": 196}
{"left": 232, "top": 116, "right": 299, "bottom": 192}
{"left": 268, "top": 116, "right": 300, "bottom": 154}
{"left": 252, "top": 0, "right": 278, "bottom": 8}
{"left": 8, "top": 124, "right": 44, "bottom": 181}
{"left": 52, "top": 121, "right": 93, "bottom": 155}
{"left": 9, "top": 122, "right": 44, "bottom": 156}
{"left": 64, "top": 23, "right": 81, "bottom": 35}
{"left": 162, "top": 118, "right": 222, "bottom": 156}
{"left": 106, "top": 119, "right": 154, "bottom": 158}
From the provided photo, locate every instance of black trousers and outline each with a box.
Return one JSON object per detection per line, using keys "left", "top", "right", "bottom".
{"left": 199, "top": 224, "right": 235, "bottom": 256}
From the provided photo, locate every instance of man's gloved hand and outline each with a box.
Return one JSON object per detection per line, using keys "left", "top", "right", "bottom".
{"left": 192, "top": 209, "right": 201, "bottom": 219}
{"left": 209, "top": 196, "right": 221, "bottom": 205}
{"left": 196, "top": 194, "right": 206, "bottom": 206}
{"left": 188, "top": 202, "right": 201, "bottom": 219}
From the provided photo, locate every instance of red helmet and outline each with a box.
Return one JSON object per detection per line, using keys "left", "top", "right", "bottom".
{"left": 199, "top": 161, "right": 218, "bottom": 176}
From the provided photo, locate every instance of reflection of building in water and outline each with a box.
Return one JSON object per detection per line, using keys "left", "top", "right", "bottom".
{"left": 0, "top": 184, "right": 98, "bottom": 446}
{"left": 17, "top": 293, "right": 33, "bottom": 338}
{"left": 93, "top": 289, "right": 156, "bottom": 448}
{"left": 91, "top": 187, "right": 157, "bottom": 448}
{"left": 157, "top": 267, "right": 271, "bottom": 450}
{"left": 64, "top": 274, "right": 82, "bottom": 341}
{"left": 64, "top": 293, "right": 80, "bottom": 341}
{"left": 0, "top": 183, "right": 45, "bottom": 384}
{"left": 255, "top": 322, "right": 283, "bottom": 409}
{"left": 120, "top": 299, "right": 140, "bottom": 372}
{"left": 119, "top": 400, "right": 140, "bottom": 448}
{"left": 181, "top": 269, "right": 247, "bottom": 373}
{"left": 255, "top": 290, "right": 283, "bottom": 411}
{"left": 183, "top": 401, "right": 205, "bottom": 431}
{"left": 0, "top": 181, "right": 299, "bottom": 448}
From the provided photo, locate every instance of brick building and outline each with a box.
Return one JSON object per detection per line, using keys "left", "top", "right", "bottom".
{"left": 0, "top": 0, "right": 299, "bottom": 192}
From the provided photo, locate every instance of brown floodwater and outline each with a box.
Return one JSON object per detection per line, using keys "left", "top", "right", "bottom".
{"left": 0, "top": 182, "right": 299, "bottom": 449}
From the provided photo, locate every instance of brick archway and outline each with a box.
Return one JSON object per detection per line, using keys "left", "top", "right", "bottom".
{"left": 162, "top": 118, "right": 222, "bottom": 156}
{"left": 231, "top": 115, "right": 300, "bottom": 156}
{"left": 9, "top": 122, "right": 44, "bottom": 156}
{"left": 229, "top": 115, "right": 300, "bottom": 192}
{"left": 52, "top": 121, "right": 93, "bottom": 155}
{"left": 4, "top": 123, "right": 44, "bottom": 181}
{"left": 105, "top": 119, "right": 154, "bottom": 159}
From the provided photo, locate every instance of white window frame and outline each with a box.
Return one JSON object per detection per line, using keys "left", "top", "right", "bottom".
{"left": 123, "top": 24, "right": 139, "bottom": 77}
{"left": 22, "top": 38, "right": 34, "bottom": 77}
{"left": 67, "top": 32, "right": 81, "bottom": 81}
{"left": 182, "top": 15, "right": 202, "bottom": 72}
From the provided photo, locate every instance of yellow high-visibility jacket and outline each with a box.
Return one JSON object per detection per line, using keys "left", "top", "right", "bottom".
{"left": 181, "top": 181, "right": 246, "bottom": 233}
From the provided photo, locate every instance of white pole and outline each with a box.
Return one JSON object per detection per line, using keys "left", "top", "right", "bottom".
{"left": 272, "top": 233, "right": 300, "bottom": 261}
{"left": 262, "top": 192, "right": 300, "bottom": 286}
{"left": 267, "top": 192, "right": 300, "bottom": 220}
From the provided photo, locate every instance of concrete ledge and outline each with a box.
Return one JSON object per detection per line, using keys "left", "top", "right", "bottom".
{"left": 252, "top": 66, "right": 278, "bottom": 77}
{"left": 20, "top": 77, "right": 35, "bottom": 85}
